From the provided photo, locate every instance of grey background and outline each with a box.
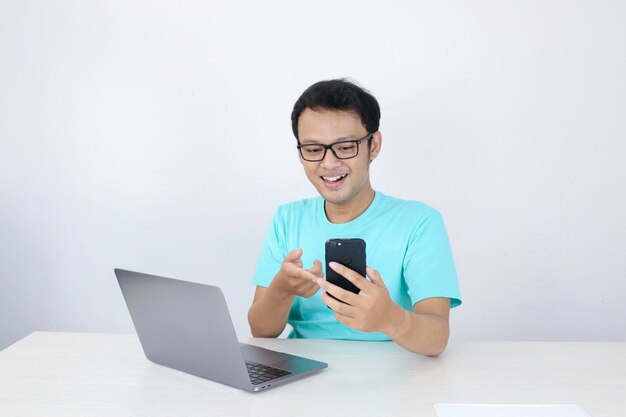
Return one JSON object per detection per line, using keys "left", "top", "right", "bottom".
{"left": 1, "top": 0, "right": 625, "bottom": 350}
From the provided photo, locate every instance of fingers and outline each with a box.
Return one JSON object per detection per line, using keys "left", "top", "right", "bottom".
{"left": 292, "top": 273, "right": 320, "bottom": 298}
{"left": 282, "top": 259, "right": 304, "bottom": 276}
{"left": 319, "top": 290, "right": 357, "bottom": 318}
{"left": 366, "top": 266, "right": 386, "bottom": 288}
{"left": 298, "top": 259, "right": 323, "bottom": 282}
{"left": 328, "top": 262, "right": 369, "bottom": 292}
{"left": 308, "top": 259, "right": 324, "bottom": 278}
{"left": 283, "top": 248, "right": 303, "bottom": 269}
{"left": 332, "top": 311, "right": 356, "bottom": 329}
{"left": 299, "top": 282, "right": 320, "bottom": 298}
{"left": 290, "top": 266, "right": 318, "bottom": 282}
{"left": 284, "top": 248, "right": 302, "bottom": 263}
{"left": 316, "top": 277, "right": 359, "bottom": 306}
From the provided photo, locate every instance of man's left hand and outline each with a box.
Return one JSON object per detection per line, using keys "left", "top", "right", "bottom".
{"left": 315, "top": 262, "right": 402, "bottom": 334}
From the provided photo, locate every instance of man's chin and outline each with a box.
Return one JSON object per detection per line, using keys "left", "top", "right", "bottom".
{"left": 317, "top": 188, "right": 350, "bottom": 206}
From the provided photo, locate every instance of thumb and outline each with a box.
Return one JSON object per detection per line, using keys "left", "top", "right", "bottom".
{"left": 366, "top": 266, "right": 386, "bottom": 288}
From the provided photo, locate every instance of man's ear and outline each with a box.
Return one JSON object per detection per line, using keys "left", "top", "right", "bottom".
{"left": 369, "top": 131, "right": 382, "bottom": 162}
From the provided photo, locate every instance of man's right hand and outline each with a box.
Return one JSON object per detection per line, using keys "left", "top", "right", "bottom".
{"left": 269, "top": 248, "right": 323, "bottom": 298}
{"left": 248, "top": 248, "right": 323, "bottom": 337}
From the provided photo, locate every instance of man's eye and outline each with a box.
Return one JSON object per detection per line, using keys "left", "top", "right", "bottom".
{"left": 339, "top": 144, "right": 356, "bottom": 151}
{"left": 304, "top": 147, "right": 322, "bottom": 154}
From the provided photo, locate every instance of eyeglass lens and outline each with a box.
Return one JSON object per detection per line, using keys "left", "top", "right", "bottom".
{"left": 300, "top": 141, "right": 359, "bottom": 161}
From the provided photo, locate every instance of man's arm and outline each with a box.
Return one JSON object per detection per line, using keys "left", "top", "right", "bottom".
{"left": 248, "top": 248, "right": 322, "bottom": 338}
{"left": 248, "top": 285, "right": 295, "bottom": 338}
{"left": 316, "top": 262, "right": 451, "bottom": 356}
{"left": 386, "top": 297, "right": 450, "bottom": 356}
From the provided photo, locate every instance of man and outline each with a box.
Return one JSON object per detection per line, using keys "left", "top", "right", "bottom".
{"left": 248, "top": 79, "right": 461, "bottom": 356}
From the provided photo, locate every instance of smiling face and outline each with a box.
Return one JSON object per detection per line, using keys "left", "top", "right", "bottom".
{"left": 297, "top": 108, "right": 382, "bottom": 210}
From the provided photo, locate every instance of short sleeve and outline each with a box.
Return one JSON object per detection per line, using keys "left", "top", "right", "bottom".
{"left": 251, "top": 210, "right": 287, "bottom": 287}
{"left": 403, "top": 212, "right": 462, "bottom": 308}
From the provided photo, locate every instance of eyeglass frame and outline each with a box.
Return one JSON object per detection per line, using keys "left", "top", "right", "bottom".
{"left": 296, "top": 133, "right": 373, "bottom": 162}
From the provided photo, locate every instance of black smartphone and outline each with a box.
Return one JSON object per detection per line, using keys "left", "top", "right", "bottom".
{"left": 325, "top": 238, "right": 366, "bottom": 299}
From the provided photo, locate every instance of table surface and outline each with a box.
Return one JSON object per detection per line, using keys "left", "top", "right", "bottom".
{"left": 1, "top": 332, "right": 624, "bottom": 417}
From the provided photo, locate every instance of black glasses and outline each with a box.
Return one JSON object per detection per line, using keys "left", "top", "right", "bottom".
{"left": 297, "top": 133, "right": 373, "bottom": 162}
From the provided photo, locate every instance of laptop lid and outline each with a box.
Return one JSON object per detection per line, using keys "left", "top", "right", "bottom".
{"left": 115, "top": 269, "right": 328, "bottom": 392}
{"left": 115, "top": 269, "right": 253, "bottom": 391}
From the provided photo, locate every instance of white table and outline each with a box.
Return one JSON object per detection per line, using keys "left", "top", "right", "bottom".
{"left": 1, "top": 332, "right": 624, "bottom": 417}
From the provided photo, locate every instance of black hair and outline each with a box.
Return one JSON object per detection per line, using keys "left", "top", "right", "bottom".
{"left": 290, "top": 78, "right": 381, "bottom": 139}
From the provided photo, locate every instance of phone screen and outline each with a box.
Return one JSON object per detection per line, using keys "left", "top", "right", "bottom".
{"left": 325, "top": 238, "right": 366, "bottom": 297}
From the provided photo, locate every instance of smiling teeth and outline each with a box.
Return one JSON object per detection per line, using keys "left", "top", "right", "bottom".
{"left": 323, "top": 174, "right": 347, "bottom": 182}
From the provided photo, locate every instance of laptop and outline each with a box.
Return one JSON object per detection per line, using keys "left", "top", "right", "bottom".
{"left": 115, "top": 269, "right": 327, "bottom": 392}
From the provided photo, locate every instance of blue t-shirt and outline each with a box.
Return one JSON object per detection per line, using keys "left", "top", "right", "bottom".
{"left": 251, "top": 191, "right": 462, "bottom": 341}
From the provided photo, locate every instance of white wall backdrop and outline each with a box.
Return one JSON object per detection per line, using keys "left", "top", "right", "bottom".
{"left": 1, "top": 0, "right": 625, "bottom": 350}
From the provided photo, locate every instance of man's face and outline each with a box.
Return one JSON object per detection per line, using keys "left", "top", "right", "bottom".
{"left": 297, "top": 108, "right": 381, "bottom": 206}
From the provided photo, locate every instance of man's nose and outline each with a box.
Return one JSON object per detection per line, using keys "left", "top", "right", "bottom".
{"left": 320, "top": 148, "right": 342, "bottom": 167}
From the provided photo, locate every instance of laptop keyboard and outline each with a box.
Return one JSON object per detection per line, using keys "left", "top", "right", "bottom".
{"left": 245, "top": 362, "right": 292, "bottom": 385}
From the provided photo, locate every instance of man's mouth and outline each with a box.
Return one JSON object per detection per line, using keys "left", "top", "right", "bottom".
{"left": 321, "top": 174, "right": 348, "bottom": 187}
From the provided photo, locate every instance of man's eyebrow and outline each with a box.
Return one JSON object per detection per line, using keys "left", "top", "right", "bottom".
{"left": 299, "top": 135, "right": 356, "bottom": 144}
{"left": 334, "top": 135, "right": 356, "bottom": 142}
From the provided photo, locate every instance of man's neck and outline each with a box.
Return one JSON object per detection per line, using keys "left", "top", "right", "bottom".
{"left": 324, "top": 188, "right": 376, "bottom": 224}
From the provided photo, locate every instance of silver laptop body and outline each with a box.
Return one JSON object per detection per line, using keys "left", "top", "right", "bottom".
{"left": 115, "top": 269, "right": 327, "bottom": 392}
